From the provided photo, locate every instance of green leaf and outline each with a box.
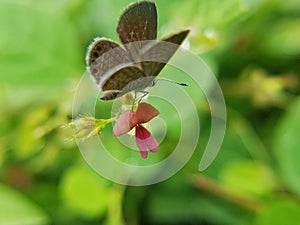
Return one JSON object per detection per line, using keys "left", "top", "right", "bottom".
{"left": 277, "top": 0, "right": 300, "bottom": 13}
{"left": 255, "top": 198, "right": 300, "bottom": 225}
{"left": 147, "top": 174, "right": 251, "bottom": 225}
{"left": 0, "top": 2, "right": 82, "bottom": 87}
{"left": 0, "top": 183, "right": 49, "bottom": 225}
{"left": 262, "top": 19, "right": 300, "bottom": 56}
{"left": 273, "top": 97, "right": 300, "bottom": 196}
{"left": 13, "top": 105, "right": 50, "bottom": 159}
{"left": 159, "top": 0, "right": 247, "bottom": 30}
{"left": 219, "top": 159, "right": 275, "bottom": 196}
{"left": 203, "top": 119, "right": 252, "bottom": 179}
{"left": 59, "top": 164, "right": 111, "bottom": 218}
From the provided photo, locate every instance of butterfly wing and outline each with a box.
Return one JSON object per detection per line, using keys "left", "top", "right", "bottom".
{"left": 87, "top": 2, "right": 189, "bottom": 100}
{"left": 141, "top": 29, "right": 190, "bottom": 77}
{"left": 101, "top": 66, "right": 146, "bottom": 91}
{"left": 86, "top": 37, "right": 130, "bottom": 85}
{"left": 100, "top": 66, "right": 152, "bottom": 100}
{"left": 117, "top": 1, "right": 157, "bottom": 45}
{"left": 117, "top": 1, "right": 157, "bottom": 64}
{"left": 87, "top": 37, "right": 147, "bottom": 100}
{"left": 102, "top": 30, "right": 190, "bottom": 100}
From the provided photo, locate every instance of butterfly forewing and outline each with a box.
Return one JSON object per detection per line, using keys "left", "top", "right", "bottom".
{"left": 117, "top": 1, "right": 157, "bottom": 44}
{"left": 117, "top": 1, "right": 157, "bottom": 63}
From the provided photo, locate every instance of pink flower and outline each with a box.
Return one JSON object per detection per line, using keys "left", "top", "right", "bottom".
{"left": 113, "top": 103, "right": 159, "bottom": 158}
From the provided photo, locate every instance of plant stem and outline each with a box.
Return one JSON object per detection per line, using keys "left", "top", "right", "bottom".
{"left": 105, "top": 184, "right": 126, "bottom": 225}
{"left": 191, "top": 174, "right": 264, "bottom": 212}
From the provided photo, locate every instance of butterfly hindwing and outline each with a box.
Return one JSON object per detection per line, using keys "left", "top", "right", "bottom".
{"left": 100, "top": 66, "right": 147, "bottom": 100}
{"left": 87, "top": 38, "right": 130, "bottom": 85}
{"left": 102, "top": 66, "right": 146, "bottom": 91}
{"left": 141, "top": 29, "right": 190, "bottom": 77}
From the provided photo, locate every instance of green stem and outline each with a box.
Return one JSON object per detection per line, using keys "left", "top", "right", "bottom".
{"left": 191, "top": 174, "right": 264, "bottom": 212}
{"left": 105, "top": 184, "right": 126, "bottom": 225}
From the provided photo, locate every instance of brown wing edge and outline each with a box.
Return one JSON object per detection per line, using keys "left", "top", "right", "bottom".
{"left": 85, "top": 37, "right": 120, "bottom": 66}
{"left": 86, "top": 37, "right": 131, "bottom": 85}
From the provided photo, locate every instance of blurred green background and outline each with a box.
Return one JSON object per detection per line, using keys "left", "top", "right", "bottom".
{"left": 1, "top": 0, "right": 300, "bottom": 224}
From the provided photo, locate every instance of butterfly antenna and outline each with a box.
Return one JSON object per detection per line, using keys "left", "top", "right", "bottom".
{"left": 156, "top": 78, "right": 189, "bottom": 86}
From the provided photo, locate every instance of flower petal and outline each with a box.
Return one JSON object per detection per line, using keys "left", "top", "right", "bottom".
{"left": 135, "top": 125, "right": 159, "bottom": 158}
{"left": 135, "top": 125, "right": 150, "bottom": 158}
{"left": 147, "top": 135, "right": 159, "bottom": 152}
{"left": 113, "top": 110, "right": 133, "bottom": 136}
{"left": 133, "top": 102, "right": 159, "bottom": 124}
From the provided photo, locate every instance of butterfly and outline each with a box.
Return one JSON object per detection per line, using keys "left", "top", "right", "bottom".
{"left": 86, "top": 1, "right": 190, "bottom": 100}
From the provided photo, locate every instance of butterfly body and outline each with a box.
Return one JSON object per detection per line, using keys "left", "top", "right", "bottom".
{"left": 86, "top": 1, "right": 189, "bottom": 100}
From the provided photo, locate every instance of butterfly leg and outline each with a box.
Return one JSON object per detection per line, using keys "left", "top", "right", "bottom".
{"left": 131, "top": 91, "right": 149, "bottom": 110}
{"left": 131, "top": 92, "right": 137, "bottom": 111}
{"left": 137, "top": 91, "right": 149, "bottom": 104}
